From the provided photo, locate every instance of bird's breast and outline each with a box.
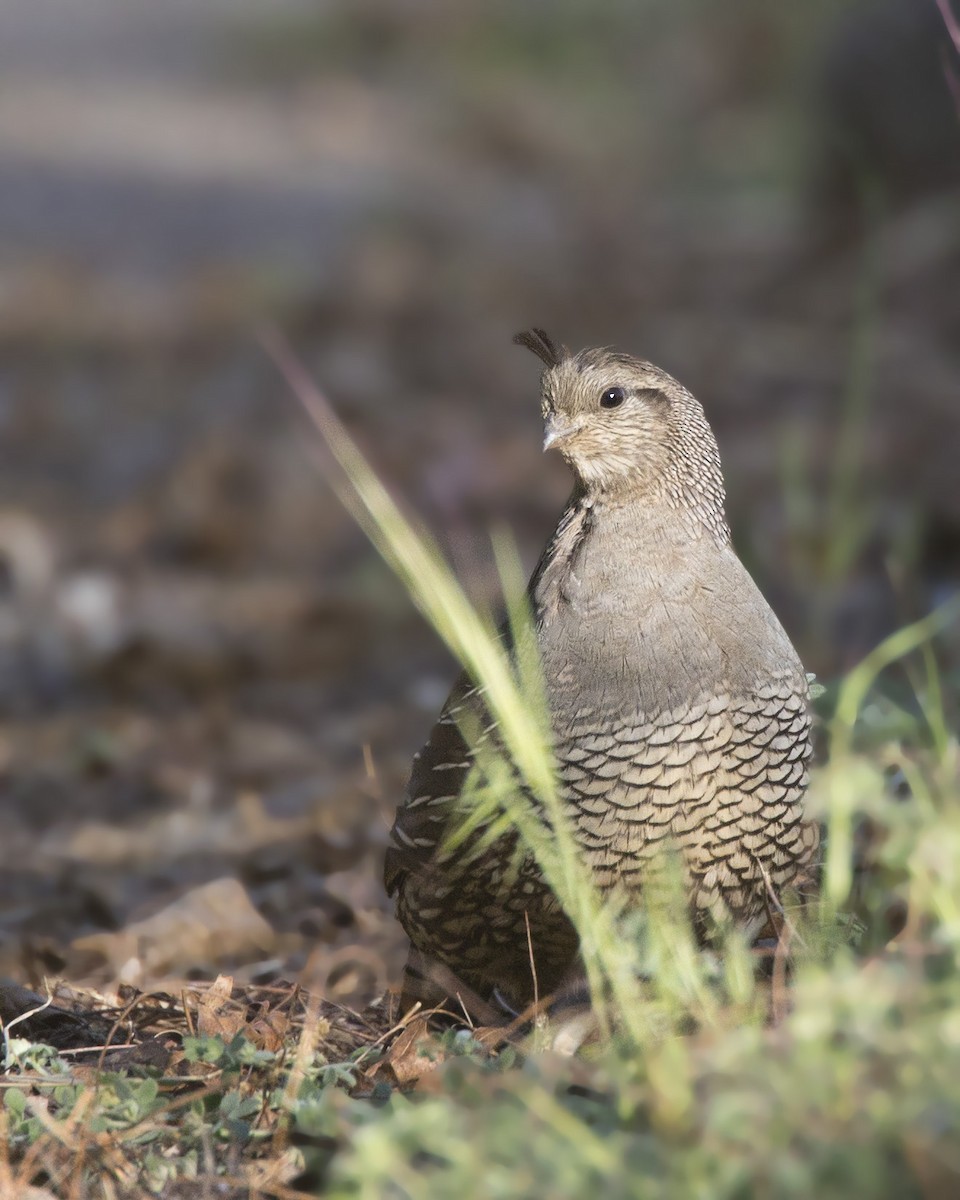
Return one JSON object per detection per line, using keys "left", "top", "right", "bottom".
{"left": 536, "top": 539, "right": 802, "bottom": 722}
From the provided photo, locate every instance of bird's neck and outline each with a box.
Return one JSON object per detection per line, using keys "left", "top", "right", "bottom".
{"left": 652, "top": 450, "right": 732, "bottom": 548}
{"left": 580, "top": 460, "right": 731, "bottom": 550}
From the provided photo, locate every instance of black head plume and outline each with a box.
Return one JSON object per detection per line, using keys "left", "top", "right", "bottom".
{"left": 512, "top": 328, "right": 567, "bottom": 369}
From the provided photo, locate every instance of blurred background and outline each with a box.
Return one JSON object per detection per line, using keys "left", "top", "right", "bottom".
{"left": 0, "top": 0, "right": 957, "bottom": 1006}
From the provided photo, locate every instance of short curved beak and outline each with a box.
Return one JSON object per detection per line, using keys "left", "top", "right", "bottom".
{"left": 542, "top": 415, "right": 581, "bottom": 453}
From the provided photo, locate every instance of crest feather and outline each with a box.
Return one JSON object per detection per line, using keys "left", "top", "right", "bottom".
{"left": 512, "top": 328, "right": 568, "bottom": 369}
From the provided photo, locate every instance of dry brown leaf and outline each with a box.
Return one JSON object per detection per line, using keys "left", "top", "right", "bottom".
{"left": 248, "top": 1007, "right": 291, "bottom": 1053}
{"left": 370, "top": 1016, "right": 444, "bottom": 1087}
{"left": 194, "top": 974, "right": 247, "bottom": 1042}
{"left": 244, "top": 1145, "right": 306, "bottom": 1191}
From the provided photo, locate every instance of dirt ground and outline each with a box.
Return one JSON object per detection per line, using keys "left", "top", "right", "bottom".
{"left": 0, "top": 0, "right": 958, "bottom": 1015}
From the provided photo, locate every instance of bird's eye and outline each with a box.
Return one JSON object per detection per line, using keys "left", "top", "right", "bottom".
{"left": 599, "top": 386, "right": 625, "bottom": 409}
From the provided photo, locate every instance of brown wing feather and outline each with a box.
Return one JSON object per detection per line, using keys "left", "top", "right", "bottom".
{"left": 384, "top": 672, "right": 475, "bottom": 897}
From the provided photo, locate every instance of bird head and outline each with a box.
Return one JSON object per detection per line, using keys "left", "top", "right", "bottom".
{"left": 513, "top": 329, "right": 729, "bottom": 538}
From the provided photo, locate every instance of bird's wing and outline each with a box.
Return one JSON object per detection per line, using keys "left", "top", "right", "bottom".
{"left": 383, "top": 671, "right": 478, "bottom": 897}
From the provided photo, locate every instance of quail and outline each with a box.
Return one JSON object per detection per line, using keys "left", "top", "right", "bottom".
{"left": 385, "top": 330, "right": 818, "bottom": 1011}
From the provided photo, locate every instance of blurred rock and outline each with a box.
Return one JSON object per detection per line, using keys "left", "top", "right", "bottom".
{"left": 70, "top": 877, "right": 281, "bottom": 982}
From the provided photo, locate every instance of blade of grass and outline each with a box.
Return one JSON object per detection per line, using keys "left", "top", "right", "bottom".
{"left": 831, "top": 597, "right": 960, "bottom": 761}
{"left": 819, "top": 596, "right": 960, "bottom": 912}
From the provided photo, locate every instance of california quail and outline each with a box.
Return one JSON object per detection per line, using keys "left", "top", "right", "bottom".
{"left": 385, "top": 330, "right": 818, "bottom": 1011}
